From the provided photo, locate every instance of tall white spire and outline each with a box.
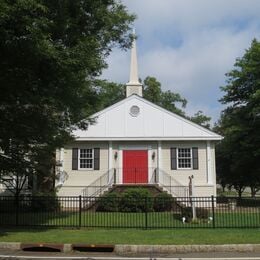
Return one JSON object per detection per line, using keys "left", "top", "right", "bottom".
{"left": 126, "top": 29, "right": 143, "bottom": 97}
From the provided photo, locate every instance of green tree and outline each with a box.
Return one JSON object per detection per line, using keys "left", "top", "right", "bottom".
{"left": 95, "top": 80, "right": 125, "bottom": 111}
{"left": 190, "top": 111, "right": 211, "bottom": 129}
{"left": 0, "top": 0, "right": 134, "bottom": 194}
{"left": 143, "top": 76, "right": 187, "bottom": 116}
{"left": 217, "top": 39, "right": 260, "bottom": 197}
{"left": 143, "top": 76, "right": 212, "bottom": 126}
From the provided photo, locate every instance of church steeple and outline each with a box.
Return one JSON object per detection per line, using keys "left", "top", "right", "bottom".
{"left": 126, "top": 30, "right": 142, "bottom": 97}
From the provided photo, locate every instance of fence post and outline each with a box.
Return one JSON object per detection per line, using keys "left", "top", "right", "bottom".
{"left": 79, "top": 195, "right": 82, "bottom": 228}
{"left": 211, "top": 195, "right": 215, "bottom": 228}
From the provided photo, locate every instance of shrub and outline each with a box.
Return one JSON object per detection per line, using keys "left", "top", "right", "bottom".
{"left": 153, "top": 193, "right": 173, "bottom": 212}
{"left": 96, "top": 192, "right": 120, "bottom": 212}
{"left": 0, "top": 197, "right": 17, "bottom": 213}
{"left": 120, "top": 188, "right": 153, "bottom": 212}
{"left": 30, "top": 192, "right": 60, "bottom": 212}
{"left": 182, "top": 206, "right": 209, "bottom": 222}
{"left": 237, "top": 198, "right": 260, "bottom": 207}
{"left": 216, "top": 195, "right": 229, "bottom": 204}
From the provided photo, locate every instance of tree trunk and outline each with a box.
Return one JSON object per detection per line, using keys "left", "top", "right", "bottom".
{"left": 250, "top": 186, "right": 259, "bottom": 198}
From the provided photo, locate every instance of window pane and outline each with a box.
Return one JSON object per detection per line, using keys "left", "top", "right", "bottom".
{"left": 178, "top": 148, "right": 192, "bottom": 168}
{"left": 79, "top": 149, "right": 93, "bottom": 169}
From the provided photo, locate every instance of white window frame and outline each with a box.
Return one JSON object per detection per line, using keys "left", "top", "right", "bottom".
{"left": 177, "top": 148, "right": 193, "bottom": 170}
{"left": 78, "top": 148, "right": 94, "bottom": 170}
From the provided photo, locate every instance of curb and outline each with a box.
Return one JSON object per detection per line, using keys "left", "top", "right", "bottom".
{"left": 115, "top": 244, "right": 260, "bottom": 255}
{"left": 0, "top": 242, "right": 260, "bottom": 254}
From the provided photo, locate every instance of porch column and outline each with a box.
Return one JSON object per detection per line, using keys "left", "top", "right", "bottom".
{"left": 108, "top": 141, "right": 113, "bottom": 181}
{"left": 157, "top": 141, "right": 161, "bottom": 183}
{"left": 57, "top": 148, "right": 64, "bottom": 186}
{"left": 206, "top": 141, "right": 213, "bottom": 184}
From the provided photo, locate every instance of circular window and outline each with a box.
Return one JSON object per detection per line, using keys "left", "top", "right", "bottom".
{"left": 130, "top": 105, "right": 140, "bottom": 117}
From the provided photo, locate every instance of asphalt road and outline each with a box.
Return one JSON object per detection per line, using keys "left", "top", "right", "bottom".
{"left": 0, "top": 249, "right": 260, "bottom": 260}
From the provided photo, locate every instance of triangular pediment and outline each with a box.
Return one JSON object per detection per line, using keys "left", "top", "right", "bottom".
{"left": 73, "top": 95, "right": 222, "bottom": 141}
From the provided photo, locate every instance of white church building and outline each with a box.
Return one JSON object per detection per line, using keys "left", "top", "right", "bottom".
{"left": 56, "top": 37, "right": 222, "bottom": 198}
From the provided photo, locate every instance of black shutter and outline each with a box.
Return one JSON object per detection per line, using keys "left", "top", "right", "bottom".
{"left": 192, "top": 147, "right": 199, "bottom": 170}
{"left": 72, "top": 148, "right": 78, "bottom": 170}
{"left": 171, "top": 147, "right": 177, "bottom": 170}
{"left": 94, "top": 148, "right": 100, "bottom": 170}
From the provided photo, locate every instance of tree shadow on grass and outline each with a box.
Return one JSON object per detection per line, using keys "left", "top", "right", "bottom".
{"left": 0, "top": 196, "right": 81, "bottom": 229}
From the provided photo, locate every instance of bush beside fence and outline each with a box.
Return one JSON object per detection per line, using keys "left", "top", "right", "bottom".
{"left": 0, "top": 195, "right": 259, "bottom": 229}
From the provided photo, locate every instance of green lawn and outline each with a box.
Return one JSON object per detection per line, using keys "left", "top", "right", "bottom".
{"left": 0, "top": 228, "right": 259, "bottom": 244}
{"left": 0, "top": 211, "right": 259, "bottom": 228}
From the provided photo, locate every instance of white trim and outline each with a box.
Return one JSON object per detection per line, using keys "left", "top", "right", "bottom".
{"left": 176, "top": 147, "right": 193, "bottom": 170}
{"left": 119, "top": 145, "right": 152, "bottom": 150}
{"left": 119, "top": 144, "right": 151, "bottom": 184}
{"left": 108, "top": 141, "right": 113, "bottom": 180}
{"left": 75, "top": 136, "right": 222, "bottom": 141}
{"left": 157, "top": 141, "right": 161, "bottom": 181}
{"left": 118, "top": 149, "right": 123, "bottom": 184}
{"left": 78, "top": 148, "right": 94, "bottom": 170}
{"left": 60, "top": 148, "right": 64, "bottom": 172}
{"left": 207, "top": 141, "right": 213, "bottom": 184}
{"left": 157, "top": 141, "right": 161, "bottom": 169}
{"left": 108, "top": 141, "right": 112, "bottom": 170}
{"left": 57, "top": 148, "right": 64, "bottom": 186}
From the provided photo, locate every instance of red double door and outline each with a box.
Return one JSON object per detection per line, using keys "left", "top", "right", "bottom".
{"left": 123, "top": 150, "right": 148, "bottom": 184}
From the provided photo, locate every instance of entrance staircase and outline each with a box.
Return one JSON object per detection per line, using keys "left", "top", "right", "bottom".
{"left": 80, "top": 168, "right": 189, "bottom": 199}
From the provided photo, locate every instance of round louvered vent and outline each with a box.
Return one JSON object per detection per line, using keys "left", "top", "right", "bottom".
{"left": 130, "top": 105, "right": 140, "bottom": 117}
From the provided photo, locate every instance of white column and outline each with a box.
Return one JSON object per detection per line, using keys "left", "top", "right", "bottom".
{"left": 60, "top": 148, "right": 64, "bottom": 165}
{"left": 157, "top": 141, "right": 162, "bottom": 183}
{"left": 108, "top": 141, "right": 113, "bottom": 181}
{"left": 206, "top": 141, "right": 213, "bottom": 184}
{"left": 57, "top": 148, "right": 64, "bottom": 186}
{"left": 108, "top": 141, "right": 112, "bottom": 170}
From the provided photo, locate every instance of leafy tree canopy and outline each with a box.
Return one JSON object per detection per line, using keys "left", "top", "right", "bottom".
{"left": 143, "top": 76, "right": 187, "bottom": 116}
{"left": 0, "top": 0, "right": 135, "bottom": 193}
{"left": 216, "top": 39, "right": 260, "bottom": 197}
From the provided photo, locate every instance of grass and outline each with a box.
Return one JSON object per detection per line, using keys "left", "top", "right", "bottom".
{"left": 0, "top": 228, "right": 259, "bottom": 245}
{"left": 0, "top": 211, "right": 259, "bottom": 228}
{"left": 0, "top": 211, "right": 260, "bottom": 228}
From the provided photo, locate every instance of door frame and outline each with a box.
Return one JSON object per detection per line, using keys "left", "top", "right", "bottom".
{"left": 118, "top": 145, "right": 153, "bottom": 184}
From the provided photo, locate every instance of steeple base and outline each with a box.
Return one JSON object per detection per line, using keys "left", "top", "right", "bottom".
{"left": 126, "top": 83, "right": 143, "bottom": 97}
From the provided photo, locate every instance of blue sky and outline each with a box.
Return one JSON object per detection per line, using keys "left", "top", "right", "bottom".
{"left": 102, "top": 0, "right": 260, "bottom": 124}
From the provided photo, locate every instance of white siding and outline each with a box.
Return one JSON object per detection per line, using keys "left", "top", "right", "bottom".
{"left": 161, "top": 141, "right": 208, "bottom": 186}
{"left": 73, "top": 95, "right": 222, "bottom": 140}
{"left": 57, "top": 140, "right": 217, "bottom": 197}
{"left": 57, "top": 142, "right": 109, "bottom": 196}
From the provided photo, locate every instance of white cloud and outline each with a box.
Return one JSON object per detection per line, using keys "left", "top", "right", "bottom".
{"left": 101, "top": 0, "right": 260, "bottom": 124}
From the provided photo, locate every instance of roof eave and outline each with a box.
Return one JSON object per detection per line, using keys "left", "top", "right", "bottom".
{"left": 74, "top": 136, "right": 223, "bottom": 141}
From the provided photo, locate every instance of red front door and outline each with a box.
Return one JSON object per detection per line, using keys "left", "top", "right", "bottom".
{"left": 123, "top": 150, "right": 148, "bottom": 184}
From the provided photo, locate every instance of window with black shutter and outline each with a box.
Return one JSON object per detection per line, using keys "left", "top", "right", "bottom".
{"left": 170, "top": 148, "right": 177, "bottom": 170}
{"left": 72, "top": 148, "right": 78, "bottom": 170}
{"left": 73, "top": 148, "right": 100, "bottom": 170}
{"left": 192, "top": 147, "right": 199, "bottom": 170}
{"left": 94, "top": 148, "right": 100, "bottom": 170}
{"left": 171, "top": 147, "right": 199, "bottom": 170}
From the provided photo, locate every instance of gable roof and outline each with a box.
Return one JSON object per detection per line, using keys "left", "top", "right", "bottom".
{"left": 73, "top": 95, "right": 222, "bottom": 141}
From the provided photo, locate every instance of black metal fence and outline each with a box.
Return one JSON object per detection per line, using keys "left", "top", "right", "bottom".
{"left": 0, "top": 195, "right": 259, "bottom": 228}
